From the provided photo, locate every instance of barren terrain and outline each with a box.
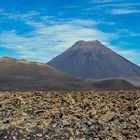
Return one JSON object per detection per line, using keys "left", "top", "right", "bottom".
{"left": 0, "top": 90, "right": 140, "bottom": 140}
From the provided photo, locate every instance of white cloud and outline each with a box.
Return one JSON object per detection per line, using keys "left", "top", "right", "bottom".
{"left": 110, "top": 9, "right": 140, "bottom": 14}
{"left": 117, "top": 50, "right": 140, "bottom": 65}
{"left": 60, "top": 5, "right": 80, "bottom": 9}
{"left": 0, "top": 12, "right": 118, "bottom": 62}
{"left": 117, "top": 29, "right": 140, "bottom": 37}
{"left": 64, "top": 19, "right": 97, "bottom": 27}
{"left": 0, "top": 10, "right": 39, "bottom": 20}
{"left": 118, "top": 50, "right": 140, "bottom": 56}
{"left": 93, "top": 0, "right": 123, "bottom": 3}
{"left": 98, "top": 3, "right": 140, "bottom": 8}
{"left": 109, "top": 43, "right": 140, "bottom": 66}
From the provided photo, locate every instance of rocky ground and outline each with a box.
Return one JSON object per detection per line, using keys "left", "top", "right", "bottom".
{"left": 0, "top": 90, "right": 140, "bottom": 140}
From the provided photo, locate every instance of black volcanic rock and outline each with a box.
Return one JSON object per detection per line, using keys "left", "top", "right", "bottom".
{"left": 48, "top": 40, "right": 140, "bottom": 79}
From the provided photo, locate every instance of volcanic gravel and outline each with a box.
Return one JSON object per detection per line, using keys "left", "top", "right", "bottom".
{"left": 0, "top": 90, "right": 140, "bottom": 140}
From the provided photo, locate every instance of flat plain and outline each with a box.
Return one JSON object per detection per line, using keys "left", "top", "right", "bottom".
{"left": 0, "top": 90, "right": 140, "bottom": 140}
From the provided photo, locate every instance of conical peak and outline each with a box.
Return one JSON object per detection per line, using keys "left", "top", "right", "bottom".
{"left": 75, "top": 40, "right": 102, "bottom": 45}
{"left": 48, "top": 40, "right": 140, "bottom": 80}
{"left": 73, "top": 40, "right": 105, "bottom": 49}
{"left": 71, "top": 40, "right": 108, "bottom": 53}
{"left": 94, "top": 40, "right": 102, "bottom": 45}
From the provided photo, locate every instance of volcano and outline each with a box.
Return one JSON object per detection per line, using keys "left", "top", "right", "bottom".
{"left": 48, "top": 40, "right": 140, "bottom": 80}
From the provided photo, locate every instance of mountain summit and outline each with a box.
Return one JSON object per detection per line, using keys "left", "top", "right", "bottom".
{"left": 48, "top": 40, "right": 140, "bottom": 79}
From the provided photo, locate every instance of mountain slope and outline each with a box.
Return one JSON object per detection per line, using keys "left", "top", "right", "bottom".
{"left": 48, "top": 40, "right": 140, "bottom": 79}
{"left": 0, "top": 57, "right": 137, "bottom": 90}
{"left": 0, "top": 57, "right": 77, "bottom": 90}
{"left": 92, "top": 78, "right": 136, "bottom": 90}
{"left": 0, "top": 57, "right": 74, "bottom": 81}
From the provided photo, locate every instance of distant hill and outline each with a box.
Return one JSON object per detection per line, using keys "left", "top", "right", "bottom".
{"left": 0, "top": 57, "right": 74, "bottom": 81}
{"left": 0, "top": 57, "right": 76, "bottom": 90}
{"left": 92, "top": 78, "right": 136, "bottom": 90}
{"left": 48, "top": 40, "right": 140, "bottom": 79}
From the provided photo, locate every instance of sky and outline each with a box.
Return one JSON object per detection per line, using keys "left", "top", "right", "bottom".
{"left": 0, "top": 0, "right": 140, "bottom": 65}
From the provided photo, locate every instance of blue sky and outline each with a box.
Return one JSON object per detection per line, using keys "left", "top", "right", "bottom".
{"left": 0, "top": 0, "right": 140, "bottom": 65}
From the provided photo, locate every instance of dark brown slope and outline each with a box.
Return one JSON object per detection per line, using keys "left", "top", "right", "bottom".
{"left": 0, "top": 57, "right": 73, "bottom": 81}
{"left": 0, "top": 57, "right": 77, "bottom": 90}
{"left": 92, "top": 78, "right": 136, "bottom": 90}
{"left": 48, "top": 40, "right": 140, "bottom": 79}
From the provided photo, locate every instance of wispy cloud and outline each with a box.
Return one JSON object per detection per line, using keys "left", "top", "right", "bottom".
{"left": 0, "top": 10, "right": 39, "bottom": 20}
{"left": 60, "top": 5, "right": 80, "bottom": 9}
{"left": 0, "top": 11, "right": 118, "bottom": 62}
{"left": 110, "top": 9, "right": 140, "bottom": 14}
{"left": 0, "top": 27, "right": 116, "bottom": 62}
{"left": 98, "top": 3, "right": 140, "bottom": 8}
{"left": 94, "top": 1, "right": 140, "bottom": 16}
{"left": 117, "top": 29, "right": 140, "bottom": 37}
{"left": 117, "top": 49, "right": 140, "bottom": 66}
{"left": 93, "top": 0, "right": 123, "bottom": 3}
